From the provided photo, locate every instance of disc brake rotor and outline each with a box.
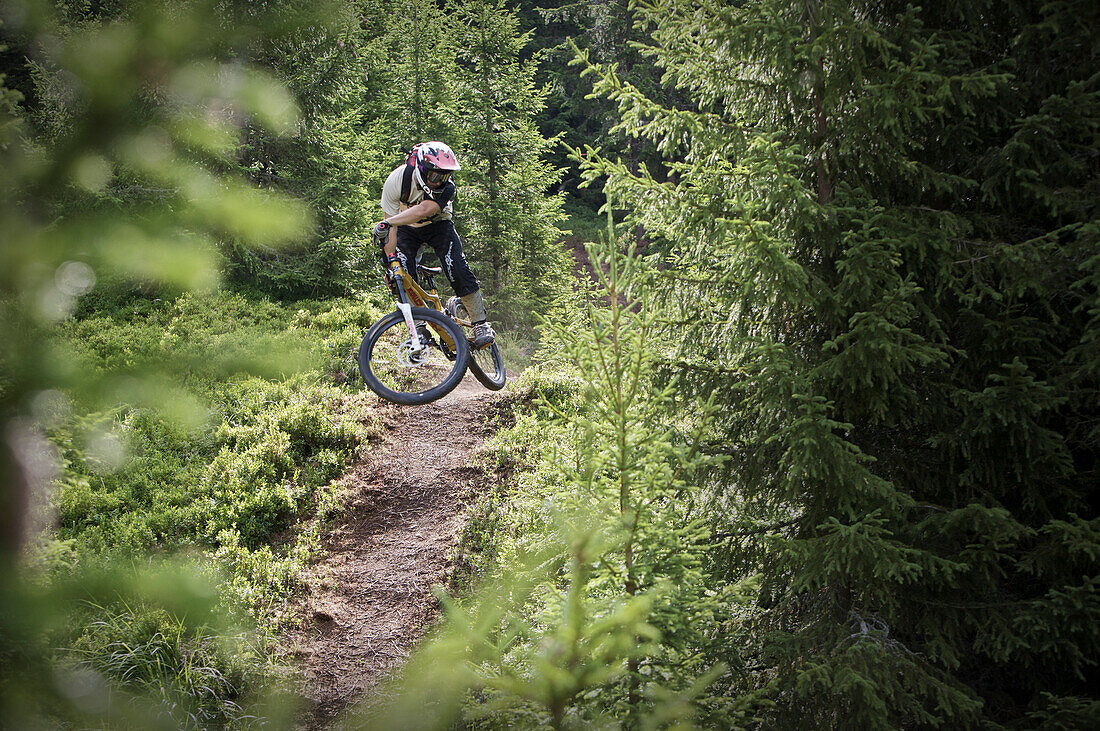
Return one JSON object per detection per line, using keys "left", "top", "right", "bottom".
{"left": 398, "top": 338, "right": 430, "bottom": 367}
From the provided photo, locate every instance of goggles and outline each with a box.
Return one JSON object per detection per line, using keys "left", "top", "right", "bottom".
{"left": 424, "top": 169, "right": 452, "bottom": 187}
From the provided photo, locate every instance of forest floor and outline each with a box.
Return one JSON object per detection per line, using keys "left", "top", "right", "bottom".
{"left": 284, "top": 372, "right": 506, "bottom": 730}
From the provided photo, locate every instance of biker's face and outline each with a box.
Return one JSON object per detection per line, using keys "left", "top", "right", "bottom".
{"left": 425, "top": 169, "right": 452, "bottom": 188}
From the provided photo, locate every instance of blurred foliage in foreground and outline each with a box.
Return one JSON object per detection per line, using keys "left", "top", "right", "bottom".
{"left": 1, "top": 0, "right": 575, "bottom": 724}
{"left": 0, "top": 0, "right": 316, "bottom": 554}
{"left": 0, "top": 0, "right": 369, "bottom": 726}
{"left": 4, "top": 291, "right": 385, "bottom": 728}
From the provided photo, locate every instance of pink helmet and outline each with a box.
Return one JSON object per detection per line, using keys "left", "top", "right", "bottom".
{"left": 409, "top": 141, "right": 461, "bottom": 189}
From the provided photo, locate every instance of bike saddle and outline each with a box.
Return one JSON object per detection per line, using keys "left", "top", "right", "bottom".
{"left": 418, "top": 264, "right": 443, "bottom": 276}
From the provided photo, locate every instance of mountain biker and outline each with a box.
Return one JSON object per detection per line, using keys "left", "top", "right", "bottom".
{"left": 373, "top": 141, "right": 495, "bottom": 348}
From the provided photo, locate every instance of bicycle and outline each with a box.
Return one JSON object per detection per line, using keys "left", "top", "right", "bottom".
{"left": 359, "top": 229, "right": 506, "bottom": 405}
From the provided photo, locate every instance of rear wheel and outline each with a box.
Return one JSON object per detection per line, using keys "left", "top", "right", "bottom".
{"left": 468, "top": 341, "right": 506, "bottom": 391}
{"left": 446, "top": 297, "right": 506, "bottom": 391}
{"left": 359, "top": 307, "right": 468, "bottom": 405}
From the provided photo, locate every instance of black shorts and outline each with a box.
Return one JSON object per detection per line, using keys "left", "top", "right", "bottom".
{"left": 394, "top": 220, "right": 480, "bottom": 297}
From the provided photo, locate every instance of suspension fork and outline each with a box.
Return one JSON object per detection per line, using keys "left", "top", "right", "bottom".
{"left": 391, "top": 265, "right": 424, "bottom": 351}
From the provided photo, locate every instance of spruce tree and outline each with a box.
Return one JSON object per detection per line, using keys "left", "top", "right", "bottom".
{"left": 365, "top": 235, "right": 751, "bottom": 729}
{"left": 223, "top": 2, "right": 378, "bottom": 297}
{"left": 517, "top": 0, "right": 668, "bottom": 206}
{"left": 577, "top": 0, "right": 1100, "bottom": 726}
{"left": 449, "top": 0, "right": 571, "bottom": 330}
{"left": 362, "top": 0, "right": 460, "bottom": 151}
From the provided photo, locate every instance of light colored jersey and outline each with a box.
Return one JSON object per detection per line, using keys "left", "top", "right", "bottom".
{"left": 380, "top": 165, "right": 455, "bottom": 227}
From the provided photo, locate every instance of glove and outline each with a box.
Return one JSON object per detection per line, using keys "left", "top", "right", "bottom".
{"left": 372, "top": 221, "right": 391, "bottom": 248}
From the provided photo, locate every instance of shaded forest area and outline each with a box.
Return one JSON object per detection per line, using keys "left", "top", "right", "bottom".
{"left": 1, "top": 0, "right": 1098, "bottom": 728}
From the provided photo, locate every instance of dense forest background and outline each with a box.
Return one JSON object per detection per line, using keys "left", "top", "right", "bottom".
{"left": 1, "top": 0, "right": 1097, "bottom": 728}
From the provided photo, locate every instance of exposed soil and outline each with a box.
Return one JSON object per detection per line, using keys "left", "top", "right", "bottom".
{"left": 286, "top": 373, "right": 504, "bottom": 730}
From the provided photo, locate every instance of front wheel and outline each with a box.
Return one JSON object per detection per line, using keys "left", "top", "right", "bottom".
{"left": 359, "top": 307, "right": 469, "bottom": 405}
{"left": 468, "top": 341, "right": 506, "bottom": 391}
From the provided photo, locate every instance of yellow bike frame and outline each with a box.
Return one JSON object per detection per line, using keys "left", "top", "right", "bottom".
{"left": 385, "top": 259, "right": 471, "bottom": 352}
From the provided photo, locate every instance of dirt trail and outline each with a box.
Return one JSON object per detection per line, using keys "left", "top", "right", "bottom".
{"left": 287, "top": 373, "right": 503, "bottom": 729}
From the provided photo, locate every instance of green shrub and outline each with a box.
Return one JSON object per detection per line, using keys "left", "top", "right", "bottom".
{"left": 452, "top": 364, "right": 583, "bottom": 585}
{"left": 289, "top": 295, "right": 389, "bottom": 383}
{"left": 52, "top": 289, "right": 372, "bottom": 553}
{"left": 49, "top": 409, "right": 210, "bottom": 553}
{"left": 492, "top": 330, "right": 540, "bottom": 376}
{"left": 61, "top": 582, "right": 269, "bottom": 729}
{"left": 34, "top": 287, "right": 394, "bottom": 726}
{"left": 202, "top": 379, "right": 363, "bottom": 548}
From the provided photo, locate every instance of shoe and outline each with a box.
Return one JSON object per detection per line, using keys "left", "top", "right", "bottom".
{"left": 415, "top": 321, "right": 437, "bottom": 348}
{"left": 471, "top": 321, "right": 495, "bottom": 349}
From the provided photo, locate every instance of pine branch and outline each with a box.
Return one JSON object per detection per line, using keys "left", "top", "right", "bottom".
{"left": 713, "top": 519, "right": 800, "bottom": 540}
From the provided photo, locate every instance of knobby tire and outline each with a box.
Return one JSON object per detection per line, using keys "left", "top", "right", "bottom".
{"left": 447, "top": 297, "right": 507, "bottom": 392}
{"left": 360, "top": 307, "right": 469, "bottom": 405}
{"left": 468, "top": 341, "right": 506, "bottom": 391}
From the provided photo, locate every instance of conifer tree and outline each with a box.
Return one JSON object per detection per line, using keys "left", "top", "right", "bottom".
{"left": 224, "top": 2, "right": 378, "bottom": 296}
{"left": 519, "top": 0, "right": 667, "bottom": 206}
{"left": 365, "top": 234, "right": 751, "bottom": 728}
{"left": 449, "top": 0, "right": 571, "bottom": 329}
{"left": 577, "top": 0, "right": 1100, "bottom": 726}
{"left": 363, "top": 0, "right": 460, "bottom": 151}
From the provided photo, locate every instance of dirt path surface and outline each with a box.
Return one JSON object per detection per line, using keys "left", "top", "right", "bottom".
{"left": 287, "top": 373, "right": 503, "bottom": 729}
